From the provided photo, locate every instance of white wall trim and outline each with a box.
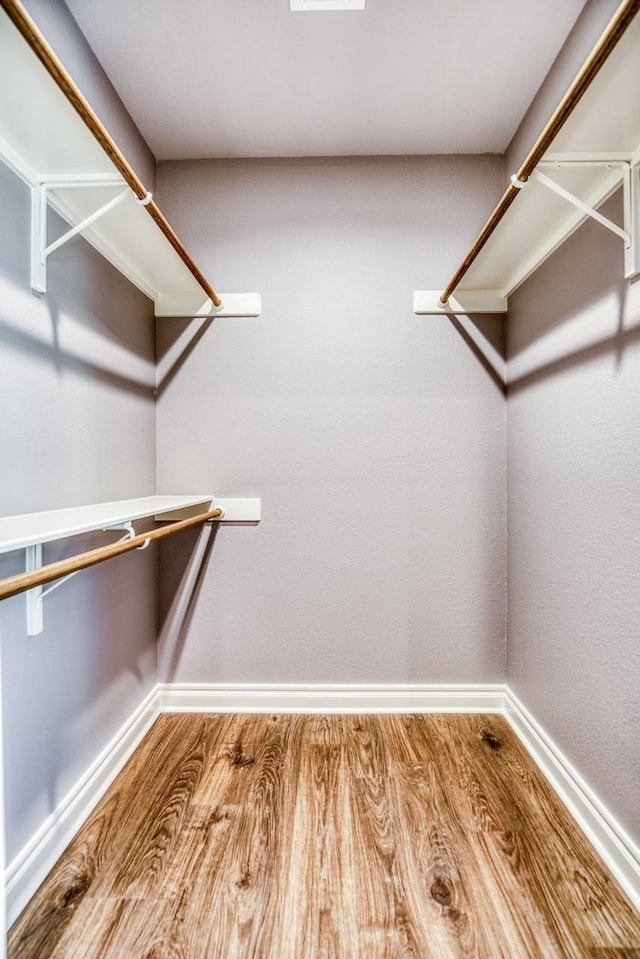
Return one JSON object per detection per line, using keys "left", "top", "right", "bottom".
{"left": 6, "top": 682, "right": 640, "bottom": 927}
{"left": 504, "top": 689, "right": 640, "bottom": 912}
{"left": 6, "top": 686, "right": 160, "bottom": 927}
{"left": 156, "top": 682, "right": 507, "bottom": 714}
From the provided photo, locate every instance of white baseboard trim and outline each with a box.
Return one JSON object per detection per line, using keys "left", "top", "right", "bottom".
{"left": 504, "top": 689, "right": 640, "bottom": 913}
{"left": 156, "top": 682, "right": 507, "bottom": 714}
{"left": 5, "top": 683, "right": 504, "bottom": 924}
{"left": 7, "top": 682, "right": 640, "bottom": 928}
{"left": 6, "top": 686, "right": 161, "bottom": 927}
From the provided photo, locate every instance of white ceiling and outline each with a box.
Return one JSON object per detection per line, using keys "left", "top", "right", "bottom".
{"left": 63, "top": 0, "right": 587, "bottom": 160}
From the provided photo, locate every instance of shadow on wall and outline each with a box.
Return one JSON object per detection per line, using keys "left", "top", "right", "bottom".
{"left": 447, "top": 313, "right": 507, "bottom": 394}
{"left": 0, "top": 164, "right": 155, "bottom": 398}
{"left": 157, "top": 523, "right": 220, "bottom": 683}
{"left": 0, "top": 305, "right": 155, "bottom": 401}
{"left": 508, "top": 281, "right": 636, "bottom": 395}
{"left": 507, "top": 189, "right": 639, "bottom": 395}
{"left": 155, "top": 315, "right": 216, "bottom": 398}
{"left": 0, "top": 254, "right": 155, "bottom": 398}
{"left": 156, "top": 311, "right": 507, "bottom": 399}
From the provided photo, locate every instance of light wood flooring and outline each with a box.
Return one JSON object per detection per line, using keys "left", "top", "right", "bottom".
{"left": 9, "top": 713, "right": 640, "bottom": 958}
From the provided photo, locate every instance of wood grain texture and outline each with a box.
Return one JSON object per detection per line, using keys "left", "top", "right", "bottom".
{"left": 9, "top": 715, "right": 640, "bottom": 958}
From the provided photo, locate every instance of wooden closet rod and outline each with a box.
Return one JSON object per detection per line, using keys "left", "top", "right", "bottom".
{"left": 0, "top": 509, "right": 223, "bottom": 602}
{"left": 0, "top": 0, "right": 222, "bottom": 309}
{"left": 440, "top": 0, "right": 640, "bottom": 305}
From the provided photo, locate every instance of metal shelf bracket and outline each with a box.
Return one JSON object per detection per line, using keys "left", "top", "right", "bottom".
{"left": 25, "top": 522, "right": 136, "bottom": 636}
{"left": 30, "top": 175, "right": 130, "bottom": 293}
{"left": 625, "top": 161, "right": 640, "bottom": 279}
{"left": 531, "top": 161, "right": 639, "bottom": 279}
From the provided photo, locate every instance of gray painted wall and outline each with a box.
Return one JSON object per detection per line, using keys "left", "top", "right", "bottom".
{"left": 0, "top": 0, "right": 158, "bottom": 866}
{"left": 5, "top": 0, "right": 635, "bottom": 891}
{"left": 0, "top": 162, "right": 157, "bottom": 862}
{"left": 507, "top": 189, "right": 640, "bottom": 848}
{"left": 156, "top": 155, "right": 507, "bottom": 685}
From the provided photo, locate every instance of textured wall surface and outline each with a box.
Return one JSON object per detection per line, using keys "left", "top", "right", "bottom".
{"left": 156, "top": 155, "right": 506, "bottom": 685}
{"left": 0, "top": 162, "right": 157, "bottom": 862}
{"left": 507, "top": 190, "right": 640, "bottom": 848}
{"left": 21, "top": 0, "right": 156, "bottom": 188}
{"left": 2, "top": 0, "right": 636, "bottom": 911}
{"left": 505, "top": 0, "right": 620, "bottom": 177}
{"left": 0, "top": 0, "right": 158, "bottom": 864}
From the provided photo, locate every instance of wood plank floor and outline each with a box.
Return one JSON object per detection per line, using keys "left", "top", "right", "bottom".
{"left": 9, "top": 714, "right": 640, "bottom": 958}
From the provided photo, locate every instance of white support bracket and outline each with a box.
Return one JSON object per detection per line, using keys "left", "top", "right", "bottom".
{"left": 25, "top": 544, "right": 43, "bottom": 637}
{"left": 154, "top": 291, "right": 263, "bottom": 318}
{"left": 532, "top": 165, "right": 638, "bottom": 280}
{"left": 25, "top": 523, "right": 136, "bottom": 636}
{"left": 413, "top": 290, "right": 508, "bottom": 314}
{"left": 30, "top": 177, "right": 130, "bottom": 293}
{"left": 625, "top": 161, "right": 640, "bottom": 279}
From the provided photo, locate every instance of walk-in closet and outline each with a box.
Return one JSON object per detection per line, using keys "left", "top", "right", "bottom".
{"left": 0, "top": 0, "right": 639, "bottom": 955}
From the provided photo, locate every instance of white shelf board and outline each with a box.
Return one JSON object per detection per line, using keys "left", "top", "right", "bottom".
{"left": 460, "top": 164, "right": 626, "bottom": 297}
{"left": 0, "top": 495, "right": 214, "bottom": 555}
{"left": 45, "top": 183, "right": 210, "bottom": 311}
{"left": 155, "top": 292, "right": 263, "bottom": 318}
{"left": 419, "top": 11, "right": 640, "bottom": 312}
{"left": 413, "top": 290, "right": 507, "bottom": 314}
{"left": 0, "top": 9, "right": 256, "bottom": 319}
